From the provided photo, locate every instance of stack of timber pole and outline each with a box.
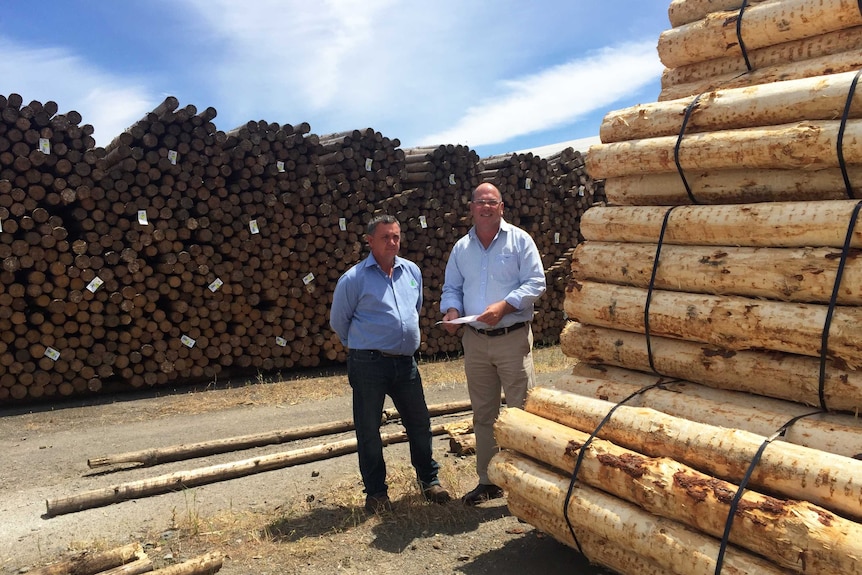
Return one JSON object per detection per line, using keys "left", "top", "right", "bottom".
{"left": 0, "top": 90, "right": 603, "bottom": 402}
{"left": 489, "top": 1, "right": 862, "bottom": 574}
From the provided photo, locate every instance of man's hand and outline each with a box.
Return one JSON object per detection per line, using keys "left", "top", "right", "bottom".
{"left": 442, "top": 308, "right": 460, "bottom": 334}
{"left": 476, "top": 301, "right": 516, "bottom": 327}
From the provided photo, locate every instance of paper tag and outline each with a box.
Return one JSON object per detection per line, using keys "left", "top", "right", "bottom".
{"left": 419, "top": 215, "right": 427, "bottom": 229}
{"left": 181, "top": 335, "right": 196, "bottom": 348}
{"left": 277, "top": 161, "right": 285, "bottom": 173}
{"left": 208, "top": 278, "right": 224, "bottom": 292}
{"left": 525, "top": 177, "right": 532, "bottom": 190}
{"left": 554, "top": 232, "right": 560, "bottom": 244}
{"left": 137, "top": 210, "right": 149, "bottom": 225}
{"left": 249, "top": 220, "right": 260, "bottom": 234}
{"left": 168, "top": 150, "right": 178, "bottom": 165}
{"left": 39, "top": 138, "right": 51, "bottom": 154}
{"left": 0, "top": 218, "right": 3, "bottom": 232}
{"left": 339, "top": 217, "right": 347, "bottom": 231}
{"left": 302, "top": 272, "right": 314, "bottom": 285}
{"left": 364, "top": 158, "right": 373, "bottom": 171}
{"left": 578, "top": 186, "right": 585, "bottom": 197}
{"left": 86, "top": 277, "right": 104, "bottom": 293}
{"left": 44, "top": 347, "right": 60, "bottom": 361}
{"left": 449, "top": 174, "right": 456, "bottom": 185}
{"left": 275, "top": 336, "right": 287, "bottom": 347}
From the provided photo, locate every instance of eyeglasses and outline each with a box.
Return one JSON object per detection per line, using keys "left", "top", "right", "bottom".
{"left": 472, "top": 199, "right": 501, "bottom": 207}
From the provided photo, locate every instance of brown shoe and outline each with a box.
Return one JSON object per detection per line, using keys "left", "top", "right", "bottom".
{"left": 364, "top": 493, "right": 392, "bottom": 514}
{"left": 423, "top": 484, "right": 452, "bottom": 504}
{"left": 462, "top": 483, "right": 504, "bottom": 506}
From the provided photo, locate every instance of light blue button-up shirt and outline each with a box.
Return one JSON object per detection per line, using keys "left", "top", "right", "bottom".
{"left": 440, "top": 220, "right": 546, "bottom": 329}
{"left": 330, "top": 253, "right": 423, "bottom": 356}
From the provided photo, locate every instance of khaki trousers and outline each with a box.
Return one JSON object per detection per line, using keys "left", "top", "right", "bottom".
{"left": 462, "top": 324, "right": 535, "bottom": 484}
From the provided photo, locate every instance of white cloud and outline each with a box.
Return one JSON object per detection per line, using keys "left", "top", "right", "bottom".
{"left": 0, "top": 37, "right": 156, "bottom": 147}
{"left": 417, "top": 41, "right": 663, "bottom": 148}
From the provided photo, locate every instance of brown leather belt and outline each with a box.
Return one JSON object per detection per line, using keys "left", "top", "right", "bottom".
{"left": 470, "top": 322, "right": 527, "bottom": 337}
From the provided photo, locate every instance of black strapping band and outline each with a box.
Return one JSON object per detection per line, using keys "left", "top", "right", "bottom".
{"left": 644, "top": 207, "right": 679, "bottom": 374}
{"left": 713, "top": 410, "right": 821, "bottom": 575}
{"left": 736, "top": 0, "right": 753, "bottom": 71}
{"left": 837, "top": 69, "right": 862, "bottom": 200}
{"left": 818, "top": 200, "right": 862, "bottom": 410}
{"left": 562, "top": 379, "right": 677, "bottom": 556}
{"left": 674, "top": 94, "right": 704, "bottom": 205}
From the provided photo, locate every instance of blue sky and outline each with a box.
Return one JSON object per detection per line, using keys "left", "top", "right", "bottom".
{"left": 0, "top": 1, "right": 669, "bottom": 158}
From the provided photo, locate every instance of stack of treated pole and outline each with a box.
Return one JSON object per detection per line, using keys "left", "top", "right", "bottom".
{"left": 491, "top": 1, "right": 862, "bottom": 574}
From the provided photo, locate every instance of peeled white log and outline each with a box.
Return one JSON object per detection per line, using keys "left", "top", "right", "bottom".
{"left": 148, "top": 552, "right": 222, "bottom": 575}
{"left": 580, "top": 201, "right": 862, "bottom": 248}
{"left": 488, "top": 451, "right": 787, "bottom": 575}
{"left": 602, "top": 71, "right": 862, "bottom": 143}
{"left": 564, "top": 280, "right": 862, "bottom": 368}
{"left": 560, "top": 363, "right": 862, "bottom": 459}
{"left": 559, "top": 322, "right": 862, "bottom": 414}
{"left": 496, "top": 407, "right": 862, "bottom": 575}
{"left": 603, "top": 166, "right": 862, "bottom": 206}
{"left": 506, "top": 495, "right": 675, "bottom": 575}
{"left": 571, "top": 241, "right": 862, "bottom": 304}
{"left": 668, "top": 0, "right": 773, "bottom": 27}
{"left": 524, "top": 387, "right": 862, "bottom": 520}
{"left": 660, "top": 49, "right": 862, "bottom": 101}
{"left": 661, "top": 25, "right": 862, "bottom": 89}
{"left": 657, "top": 0, "right": 862, "bottom": 69}
{"left": 587, "top": 119, "right": 862, "bottom": 179}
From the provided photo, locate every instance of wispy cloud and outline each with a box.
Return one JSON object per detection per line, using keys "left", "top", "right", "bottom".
{"left": 418, "top": 41, "right": 663, "bottom": 148}
{"left": 0, "top": 37, "right": 156, "bottom": 146}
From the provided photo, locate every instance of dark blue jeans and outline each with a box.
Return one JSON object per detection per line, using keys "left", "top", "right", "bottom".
{"left": 347, "top": 349, "right": 441, "bottom": 497}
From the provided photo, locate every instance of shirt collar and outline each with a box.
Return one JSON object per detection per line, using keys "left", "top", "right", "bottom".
{"left": 469, "top": 218, "right": 511, "bottom": 241}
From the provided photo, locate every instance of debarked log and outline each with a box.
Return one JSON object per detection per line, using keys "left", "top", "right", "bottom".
{"left": 579, "top": 201, "right": 862, "bottom": 248}
{"left": 601, "top": 71, "right": 862, "bottom": 143}
{"left": 667, "top": 0, "right": 771, "bottom": 27}
{"left": 559, "top": 363, "right": 862, "bottom": 460}
{"left": 47, "top": 423, "right": 449, "bottom": 516}
{"left": 487, "top": 451, "right": 787, "bottom": 575}
{"left": 571, "top": 241, "right": 862, "bottom": 304}
{"left": 564, "top": 281, "right": 862, "bottom": 368}
{"left": 148, "top": 552, "right": 222, "bottom": 575}
{"left": 524, "top": 387, "right": 862, "bottom": 520}
{"left": 656, "top": 0, "right": 862, "bottom": 69}
{"left": 559, "top": 322, "right": 862, "bottom": 413}
{"left": 26, "top": 543, "right": 145, "bottom": 575}
{"left": 586, "top": 119, "right": 862, "bottom": 179}
{"left": 495, "top": 407, "right": 862, "bottom": 575}
{"left": 506, "top": 496, "right": 674, "bottom": 575}
{"left": 602, "top": 166, "right": 862, "bottom": 206}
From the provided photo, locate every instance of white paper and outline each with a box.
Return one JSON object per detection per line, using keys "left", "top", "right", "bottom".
{"left": 435, "top": 314, "right": 479, "bottom": 325}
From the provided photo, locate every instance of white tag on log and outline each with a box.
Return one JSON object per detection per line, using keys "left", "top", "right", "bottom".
{"left": 365, "top": 158, "right": 373, "bottom": 171}
{"left": 302, "top": 272, "right": 315, "bottom": 285}
{"left": 449, "top": 174, "right": 456, "bottom": 185}
{"left": 277, "top": 161, "right": 285, "bottom": 173}
{"left": 339, "top": 217, "right": 347, "bottom": 231}
{"left": 275, "top": 336, "right": 287, "bottom": 347}
{"left": 525, "top": 177, "right": 532, "bottom": 190}
{"left": 181, "top": 335, "right": 196, "bottom": 348}
{"left": 554, "top": 232, "right": 560, "bottom": 244}
{"left": 208, "top": 278, "right": 224, "bottom": 292}
{"left": 137, "top": 210, "right": 149, "bottom": 225}
{"left": 0, "top": 218, "right": 3, "bottom": 232}
{"left": 419, "top": 215, "right": 427, "bottom": 229}
{"left": 86, "top": 277, "right": 104, "bottom": 293}
{"left": 249, "top": 220, "right": 260, "bottom": 234}
{"left": 39, "top": 138, "right": 51, "bottom": 154}
{"left": 44, "top": 347, "right": 60, "bottom": 361}
{"left": 578, "top": 185, "right": 585, "bottom": 197}
{"left": 168, "top": 150, "right": 178, "bottom": 165}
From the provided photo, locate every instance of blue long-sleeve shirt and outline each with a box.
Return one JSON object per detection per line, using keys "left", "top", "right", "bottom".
{"left": 440, "top": 220, "right": 546, "bottom": 329}
{"left": 330, "top": 253, "right": 423, "bottom": 356}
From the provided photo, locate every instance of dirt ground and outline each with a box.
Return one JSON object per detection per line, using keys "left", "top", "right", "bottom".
{"left": 0, "top": 356, "right": 614, "bottom": 575}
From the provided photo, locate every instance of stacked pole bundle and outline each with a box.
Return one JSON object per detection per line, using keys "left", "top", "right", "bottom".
{"left": 489, "top": 2, "right": 862, "bottom": 573}
{"left": 658, "top": 0, "right": 862, "bottom": 101}
{"left": 0, "top": 88, "right": 603, "bottom": 401}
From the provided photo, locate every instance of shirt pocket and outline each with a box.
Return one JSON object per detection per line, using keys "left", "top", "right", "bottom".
{"left": 493, "top": 253, "right": 520, "bottom": 283}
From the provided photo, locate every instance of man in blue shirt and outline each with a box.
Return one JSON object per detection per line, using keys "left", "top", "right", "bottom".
{"left": 331, "top": 214, "right": 451, "bottom": 513}
{"left": 440, "top": 183, "right": 546, "bottom": 505}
